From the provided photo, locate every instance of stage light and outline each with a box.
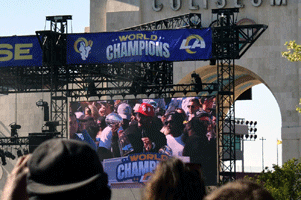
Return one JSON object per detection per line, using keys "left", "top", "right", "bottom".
{"left": 254, "top": 135, "right": 257, "bottom": 139}
{"left": 0, "top": 150, "right": 6, "bottom": 165}
{"left": 245, "top": 121, "right": 249, "bottom": 125}
{"left": 10, "top": 123, "right": 21, "bottom": 137}
{"left": 23, "top": 149, "right": 29, "bottom": 155}
{"left": 245, "top": 134, "right": 249, "bottom": 139}
{"left": 250, "top": 128, "right": 253, "bottom": 132}
{"left": 17, "top": 149, "right": 23, "bottom": 157}
{"left": 36, "top": 99, "right": 49, "bottom": 121}
{"left": 36, "top": 99, "right": 48, "bottom": 107}
{"left": 254, "top": 121, "right": 257, "bottom": 126}
{"left": 250, "top": 121, "right": 253, "bottom": 125}
{"left": 241, "top": 120, "right": 244, "bottom": 124}
{"left": 250, "top": 135, "right": 253, "bottom": 139}
{"left": 5, "top": 151, "right": 16, "bottom": 160}
{"left": 254, "top": 128, "right": 257, "bottom": 132}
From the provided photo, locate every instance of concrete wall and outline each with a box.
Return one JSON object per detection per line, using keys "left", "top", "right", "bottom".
{"left": 0, "top": 92, "right": 50, "bottom": 197}
{"left": 90, "top": 0, "right": 301, "bottom": 163}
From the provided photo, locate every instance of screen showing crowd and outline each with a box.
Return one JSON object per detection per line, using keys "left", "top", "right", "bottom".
{"left": 69, "top": 96, "right": 217, "bottom": 185}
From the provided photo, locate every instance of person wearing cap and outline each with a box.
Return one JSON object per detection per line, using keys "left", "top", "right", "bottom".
{"left": 117, "top": 103, "right": 132, "bottom": 131}
{"left": 130, "top": 103, "right": 141, "bottom": 124}
{"left": 2, "top": 138, "right": 111, "bottom": 200}
{"left": 124, "top": 103, "right": 167, "bottom": 154}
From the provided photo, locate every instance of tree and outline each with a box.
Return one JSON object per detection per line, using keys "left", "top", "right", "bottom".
{"left": 248, "top": 158, "right": 301, "bottom": 200}
{"left": 282, "top": 40, "right": 301, "bottom": 62}
{"left": 282, "top": 41, "right": 301, "bottom": 113}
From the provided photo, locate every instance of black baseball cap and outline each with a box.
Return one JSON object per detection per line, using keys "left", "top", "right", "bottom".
{"left": 27, "top": 138, "right": 108, "bottom": 195}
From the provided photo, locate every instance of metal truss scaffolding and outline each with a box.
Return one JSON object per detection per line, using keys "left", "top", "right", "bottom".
{"left": 0, "top": 9, "right": 267, "bottom": 183}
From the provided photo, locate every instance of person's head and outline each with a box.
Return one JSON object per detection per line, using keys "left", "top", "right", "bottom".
{"left": 84, "top": 106, "right": 92, "bottom": 116}
{"left": 98, "top": 103, "right": 107, "bottom": 117}
{"left": 117, "top": 103, "right": 132, "bottom": 129}
{"left": 187, "top": 98, "right": 200, "bottom": 114}
{"left": 175, "top": 107, "right": 187, "bottom": 121}
{"left": 200, "top": 97, "right": 215, "bottom": 113}
{"left": 88, "top": 104, "right": 101, "bottom": 120}
{"left": 69, "top": 113, "right": 79, "bottom": 138}
{"left": 131, "top": 103, "right": 141, "bottom": 122}
{"left": 204, "top": 179, "right": 275, "bottom": 200}
{"left": 26, "top": 138, "right": 111, "bottom": 200}
{"left": 143, "top": 157, "right": 206, "bottom": 200}
{"left": 183, "top": 117, "right": 207, "bottom": 143}
{"left": 164, "top": 112, "right": 185, "bottom": 137}
{"left": 105, "top": 101, "right": 114, "bottom": 115}
{"left": 78, "top": 115, "right": 96, "bottom": 132}
{"left": 136, "top": 103, "right": 154, "bottom": 128}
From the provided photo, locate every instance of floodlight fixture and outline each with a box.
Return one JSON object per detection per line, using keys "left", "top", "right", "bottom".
{"left": 36, "top": 99, "right": 48, "bottom": 107}
{"left": 36, "top": 100, "right": 49, "bottom": 121}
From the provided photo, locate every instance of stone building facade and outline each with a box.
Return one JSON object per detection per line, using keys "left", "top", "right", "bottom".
{"left": 89, "top": 0, "right": 300, "bottom": 163}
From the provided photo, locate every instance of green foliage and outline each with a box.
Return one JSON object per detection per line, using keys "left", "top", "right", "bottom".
{"left": 248, "top": 159, "right": 301, "bottom": 200}
{"left": 282, "top": 41, "right": 301, "bottom": 114}
{"left": 282, "top": 40, "right": 301, "bottom": 62}
{"left": 297, "top": 98, "right": 301, "bottom": 113}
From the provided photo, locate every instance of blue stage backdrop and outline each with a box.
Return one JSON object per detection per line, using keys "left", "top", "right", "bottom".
{"left": 66, "top": 28, "right": 212, "bottom": 64}
{"left": 0, "top": 28, "right": 212, "bottom": 67}
{"left": 0, "top": 36, "right": 42, "bottom": 67}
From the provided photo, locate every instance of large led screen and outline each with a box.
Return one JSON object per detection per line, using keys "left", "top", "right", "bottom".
{"left": 69, "top": 96, "right": 217, "bottom": 186}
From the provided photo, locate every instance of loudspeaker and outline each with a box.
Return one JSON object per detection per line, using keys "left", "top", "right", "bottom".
{"left": 28, "top": 133, "right": 57, "bottom": 153}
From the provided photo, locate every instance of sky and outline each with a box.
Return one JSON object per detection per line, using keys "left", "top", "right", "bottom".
{"left": 1, "top": 0, "right": 282, "bottom": 172}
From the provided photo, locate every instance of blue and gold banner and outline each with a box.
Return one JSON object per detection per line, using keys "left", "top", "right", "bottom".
{"left": 66, "top": 28, "right": 212, "bottom": 64}
{"left": 102, "top": 152, "right": 190, "bottom": 187}
{"left": 0, "top": 36, "right": 42, "bottom": 67}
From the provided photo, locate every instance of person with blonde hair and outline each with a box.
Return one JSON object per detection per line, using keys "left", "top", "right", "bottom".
{"left": 204, "top": 179, "right": 275, "bottom": 200}
{"left": 143, "top": 157, "right": 206, "bottom": 200}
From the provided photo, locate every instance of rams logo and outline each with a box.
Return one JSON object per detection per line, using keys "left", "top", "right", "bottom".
{"left": 180, "top": 34, "right": 205, "bottom": 54}
{"left": 74, "top": 37, "right": 93, "bottom": 60}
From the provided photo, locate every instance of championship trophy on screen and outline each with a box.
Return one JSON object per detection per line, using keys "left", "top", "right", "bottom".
{"left": 105, "top": 113, "right": 134, "bottom": 156}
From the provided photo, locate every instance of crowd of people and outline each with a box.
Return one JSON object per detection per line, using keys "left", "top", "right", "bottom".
{"left": 69, "top": 97, "right": 217, "bottom": 185}
{"left": 1, "top": 139, "right": 275, "bottom": 200}
{"left": 0, "top": 96, "right": 275, "bottom": 199}
{"left": 69, "top": 97, "right": 216, "bottom": 157}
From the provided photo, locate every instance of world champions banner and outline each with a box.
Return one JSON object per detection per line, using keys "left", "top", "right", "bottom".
{"left": 66, "top": 28, "right": 212, "bottom": 64}
{"left": 0, "top": 36, "right": 42, "bottom": 67}
{"left": 102, "top": 152, "right": 189, "bottom": 187}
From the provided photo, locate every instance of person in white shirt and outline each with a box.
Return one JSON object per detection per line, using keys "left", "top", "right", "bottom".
{"left": 164, "top": 112, "right": 185, "bottom": 157}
